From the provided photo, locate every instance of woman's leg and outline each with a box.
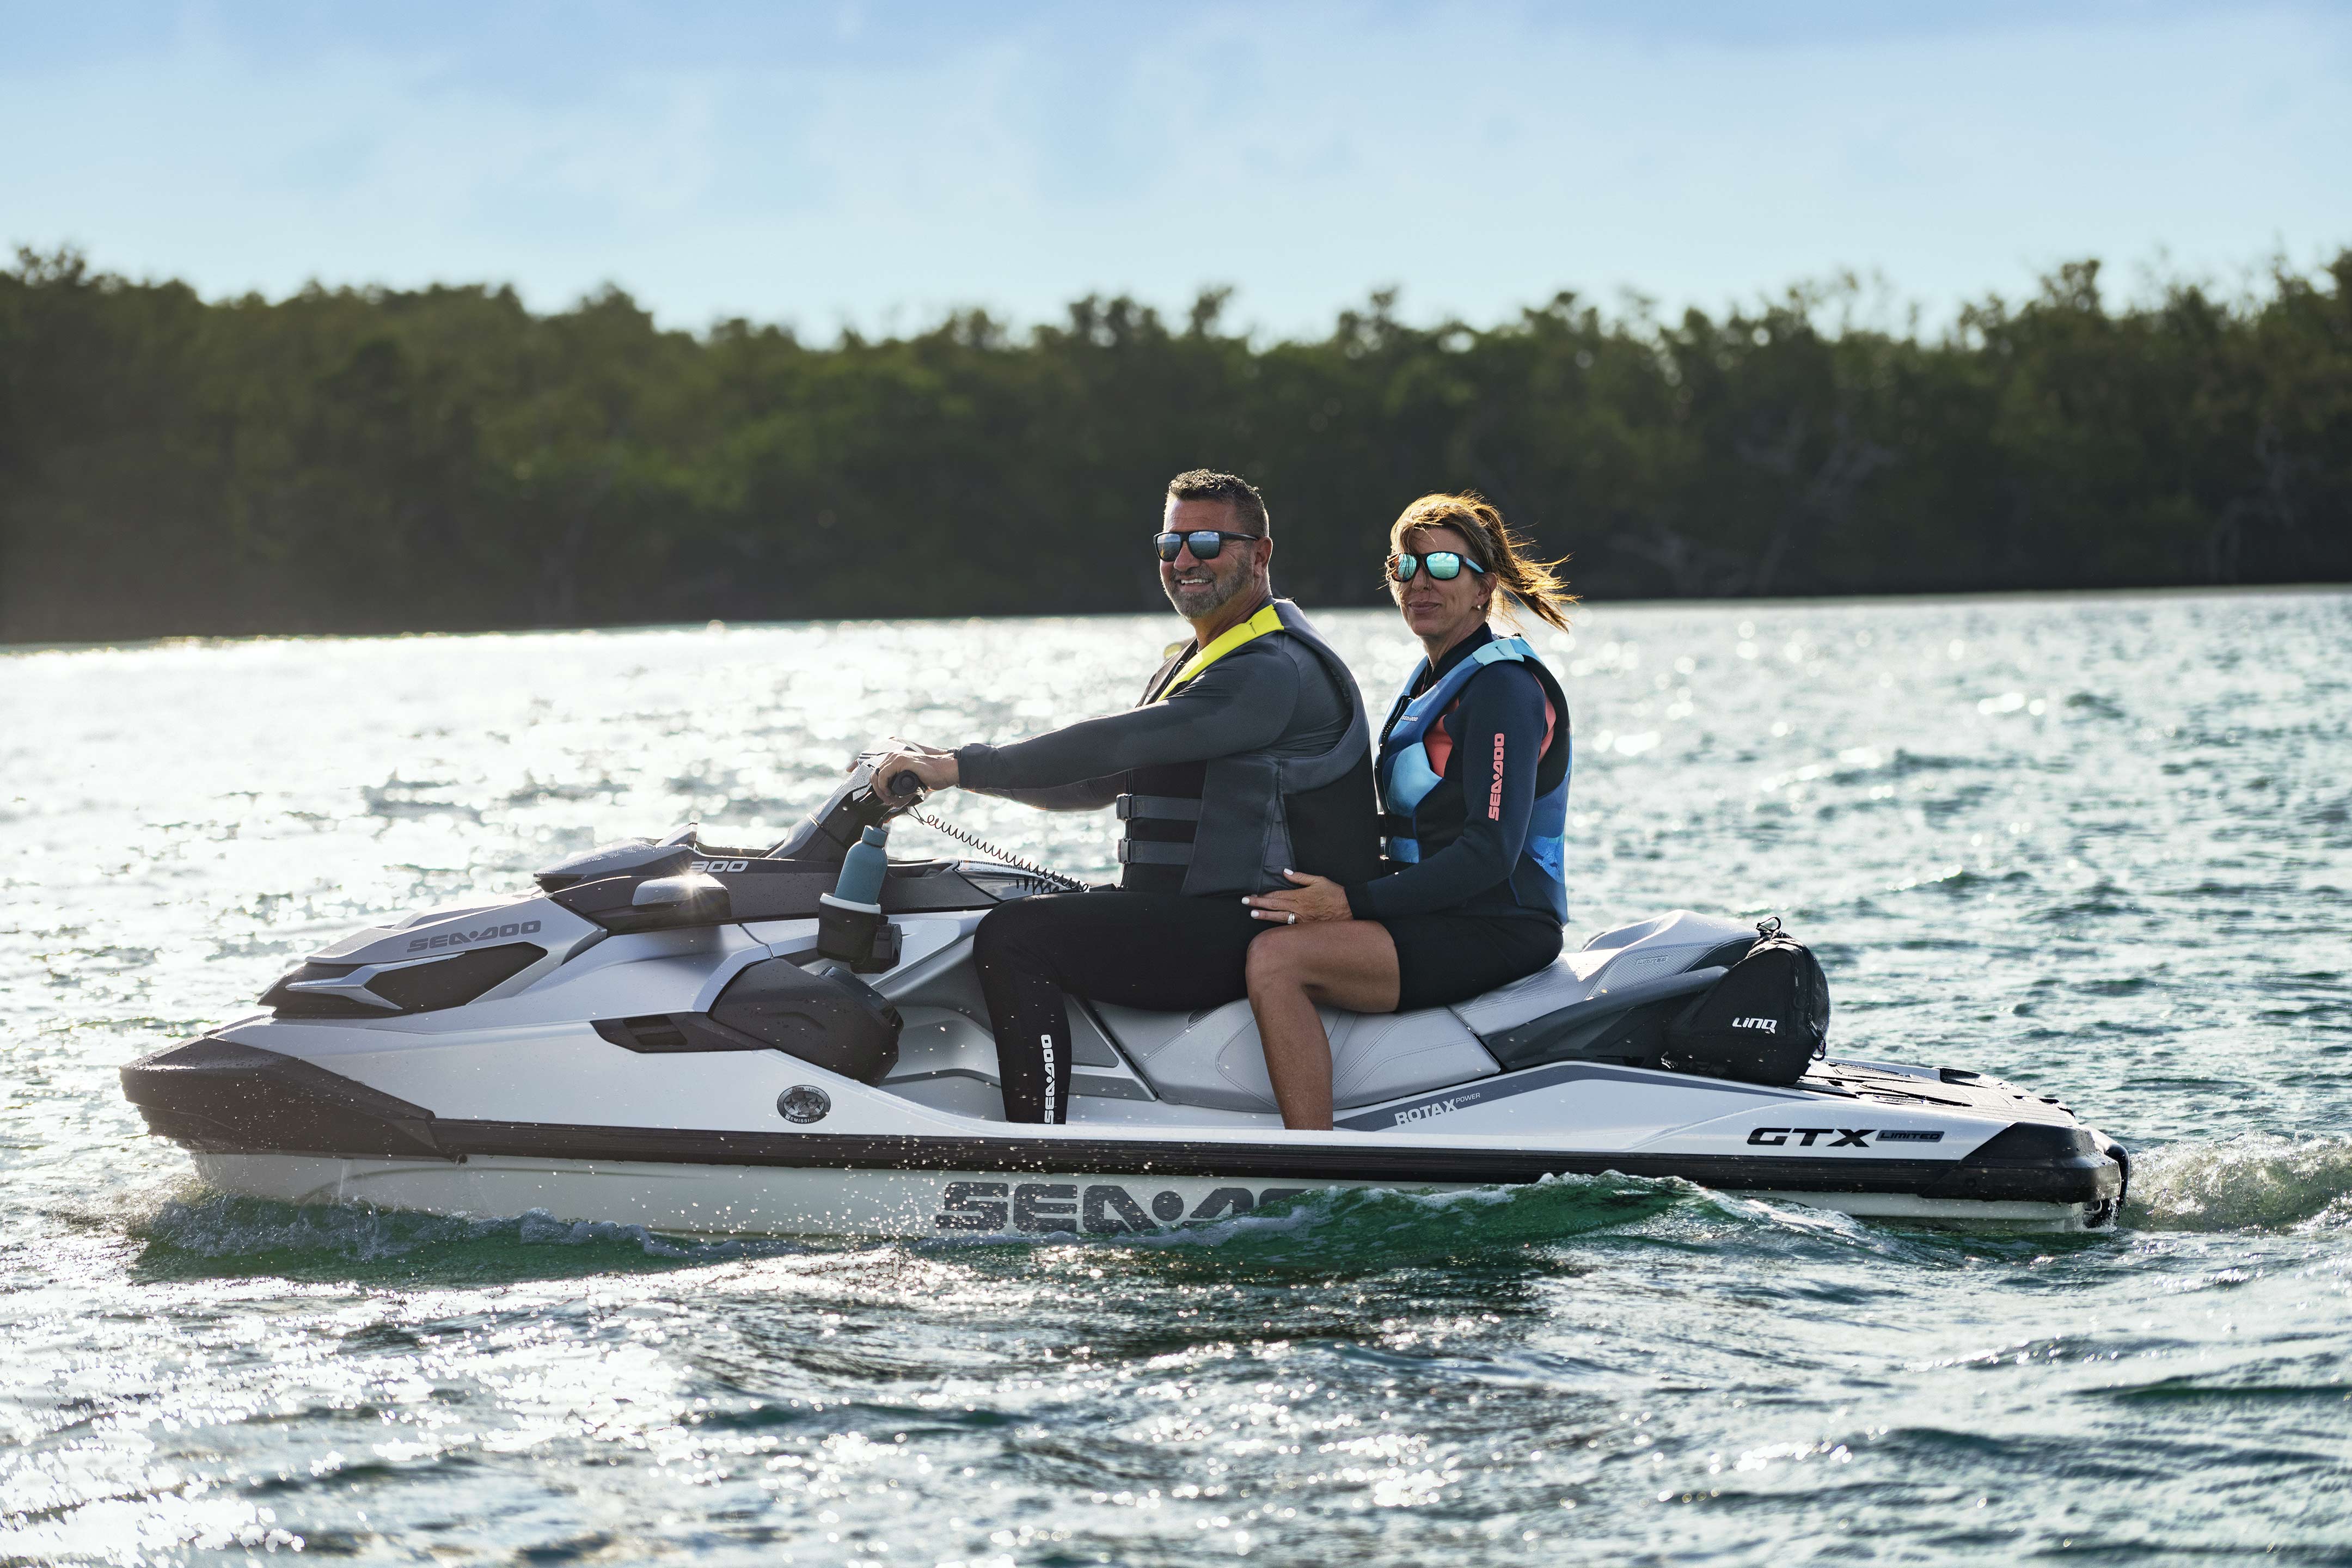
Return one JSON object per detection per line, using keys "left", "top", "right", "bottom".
{"left": 1244, "top": 922, "right": 1402, "bottom": 1131}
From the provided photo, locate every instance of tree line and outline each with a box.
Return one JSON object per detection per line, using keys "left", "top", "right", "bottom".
{"left": 2, "top": 247, "right": 2345, "bottom": 642}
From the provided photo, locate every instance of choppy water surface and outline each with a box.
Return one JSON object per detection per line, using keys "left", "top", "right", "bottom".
{"left": 4, "top": 589, "right": 2349, "bottom": 1564}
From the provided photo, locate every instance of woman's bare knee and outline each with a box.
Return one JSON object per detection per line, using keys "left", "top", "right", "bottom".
{"left": 1246, "top": 928, "right": 1312, "bottom": 995}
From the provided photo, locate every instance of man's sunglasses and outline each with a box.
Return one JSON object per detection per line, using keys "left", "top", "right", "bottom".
{"left": 1155, "top": 530, "right": 1264, "bottom": 562}
{"left": 1387, "top": 550, "right": 1486, "bottom": 583}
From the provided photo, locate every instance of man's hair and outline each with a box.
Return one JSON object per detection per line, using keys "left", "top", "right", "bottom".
{"left": 1165, "top": 469, "right": 1270, "bottom": 537}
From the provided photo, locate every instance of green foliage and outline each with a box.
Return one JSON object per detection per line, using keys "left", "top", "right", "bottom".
{"left": 2, "top": 249, "right": 2345, "bottom": 640}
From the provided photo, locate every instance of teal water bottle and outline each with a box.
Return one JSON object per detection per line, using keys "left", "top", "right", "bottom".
{"left": 818, "top": 824, "right": 892, "bottom": 967}
{"left": 835, "top": 825, "right": 890, "bottom": 909}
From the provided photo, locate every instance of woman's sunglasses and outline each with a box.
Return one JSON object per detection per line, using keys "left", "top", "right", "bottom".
{"left": 1154, "top": 529, "right": 1263, "bottom": 562}
{"left": 1387, "top": 550, "right": 1486, "bottom": 583}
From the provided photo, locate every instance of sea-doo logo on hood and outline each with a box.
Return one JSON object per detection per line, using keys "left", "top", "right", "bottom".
{"left": 407, "top": 919, "right": 541, "bottom": 953}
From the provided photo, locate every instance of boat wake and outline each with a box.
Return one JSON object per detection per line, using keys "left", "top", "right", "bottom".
{"left": 1070, "top": 1170, "right": 1702, "bottom": 1269}
{"left": 2122, "top": 1133, "right": 2352, "bottom": 1232}
{"left": 132, "top": 1193, "right": 811, "bottom": 1277}
{"left": 120, "top": 1172, "right": 1918, "bottom": 1281}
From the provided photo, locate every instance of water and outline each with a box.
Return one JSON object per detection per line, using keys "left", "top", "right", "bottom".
{"left": 4, "top": 589, "right": 2349, "bottom": 1564}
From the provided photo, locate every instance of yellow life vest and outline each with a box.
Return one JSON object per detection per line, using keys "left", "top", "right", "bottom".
{"left": 1156, "top": 602, "right": 1285, "bottom": 699}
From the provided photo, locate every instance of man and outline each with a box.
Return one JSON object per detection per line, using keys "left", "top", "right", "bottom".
{"left": 869, "top": 469, "right": 1379, "bottom": 1123}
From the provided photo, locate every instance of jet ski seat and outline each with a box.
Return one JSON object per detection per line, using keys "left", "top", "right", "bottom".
{"left": 1102, "top": 910, "right": 1761, "bottom": 1114}
{"left": 1098, "top": 996, "right": 1501, "bottom": 1113}
{"left": 1452, "top": 909, "right": 1757, "bottom": 1038}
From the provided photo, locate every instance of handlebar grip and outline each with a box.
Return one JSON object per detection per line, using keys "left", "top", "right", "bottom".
{"left": 888, "top": 770, "right": 923, "bottom": 800}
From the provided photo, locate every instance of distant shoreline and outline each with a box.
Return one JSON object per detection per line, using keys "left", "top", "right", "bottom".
{"left": 7, "top": 580, "right": 2343, "bottom": 658}
{"left": 5, "top": 249, "right": 2347, "bottom": 645}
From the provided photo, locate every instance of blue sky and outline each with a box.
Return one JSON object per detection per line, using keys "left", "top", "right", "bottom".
{"left": 5, "top": 2, "right": 2347, "bottom": 336}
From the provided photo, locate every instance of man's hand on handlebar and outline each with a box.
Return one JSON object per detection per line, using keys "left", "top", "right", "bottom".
{"left": 863, "top": 744, "right": 959, "bottom": 798}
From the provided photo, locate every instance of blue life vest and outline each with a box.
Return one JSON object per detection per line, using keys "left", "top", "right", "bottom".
{"left": 1376, "top": 634, "right": 1570, "bottom": 918}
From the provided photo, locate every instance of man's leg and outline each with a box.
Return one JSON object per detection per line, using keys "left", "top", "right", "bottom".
{"left": 971, "top": 891, "right": 1263, "bottom": 1124}
{"left": 971, "top": 896, "right": 1079, "bottom": 1123}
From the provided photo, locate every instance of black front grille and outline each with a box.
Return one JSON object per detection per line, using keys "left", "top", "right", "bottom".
{"left": 260, "top": 962, "right": 375, "bottom": 1018}
{"left": 368, "top": 944, "right": 546, "bottom": 1011}
{"left": 262, "top": 943, "right": 546, "bottom": 1018}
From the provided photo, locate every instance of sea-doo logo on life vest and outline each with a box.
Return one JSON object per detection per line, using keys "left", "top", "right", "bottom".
{"left": 1732, "top": 1016, "right": 1779, "bottom": 1033}
{"left": 407, "top": 919, "right": 541, "bottom": 953}
{"left": 1488, "top": 735, "right": 1506, "bottom": 820}
{"left": 934, "top": 1182, "right": 1309, "bottom": 1234}
{"left": 1748, "top": 1127, "right": 1873, "bottom": 1147}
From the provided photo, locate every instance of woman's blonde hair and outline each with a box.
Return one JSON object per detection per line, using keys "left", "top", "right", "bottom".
{"left": 1387, "top": 492, "right": 1576, "bottom": 634}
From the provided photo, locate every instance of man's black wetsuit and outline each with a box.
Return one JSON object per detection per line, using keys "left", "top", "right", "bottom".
{"left": 954, "top": 599, "right": 1376, "bottom": 1123}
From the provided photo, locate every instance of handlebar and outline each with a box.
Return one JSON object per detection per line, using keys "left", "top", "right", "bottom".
{"left": 768, "top": 756, "right": 927, "bottom": 860}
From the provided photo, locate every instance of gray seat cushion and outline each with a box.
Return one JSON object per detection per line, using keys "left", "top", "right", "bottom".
{"left": 1098, "top": 999, "right": 1500, "bottom": 1114}
{"left": 1097, "top": 911, "right": 1755, "bottom": 1114}
{"left": 1450, "top": 910, "right": 1756, "bottom": 1037}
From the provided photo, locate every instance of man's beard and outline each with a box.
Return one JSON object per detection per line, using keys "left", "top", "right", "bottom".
{"left": 1165, "top": 562, "right": 1256, "bottom": 619}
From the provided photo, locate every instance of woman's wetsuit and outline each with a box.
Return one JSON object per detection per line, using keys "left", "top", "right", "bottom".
{"left": 1346, "top": 623, "right": 1571, "bottom": 1011}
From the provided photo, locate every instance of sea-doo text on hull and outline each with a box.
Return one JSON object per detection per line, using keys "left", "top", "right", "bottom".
{"left": 124, "top": 768, "right": 2128, "bottom": 1237}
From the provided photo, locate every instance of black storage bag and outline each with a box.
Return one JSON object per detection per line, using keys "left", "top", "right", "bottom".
{"left": 1661, "top": 918, "right": 1830, "bottom": 1086}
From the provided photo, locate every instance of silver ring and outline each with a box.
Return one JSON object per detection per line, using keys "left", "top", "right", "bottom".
{"left": 1288, "top": 912, "right": 1297, "bottom": 926}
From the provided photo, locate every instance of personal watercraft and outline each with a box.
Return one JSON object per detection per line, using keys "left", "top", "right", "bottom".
{"left": 122, "top": 766, "right": 2128, "bottom": 1237}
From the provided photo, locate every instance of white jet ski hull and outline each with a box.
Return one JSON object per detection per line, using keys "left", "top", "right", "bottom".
{"left": 123, "top": 777, "right": 2127, "bottom": 1241}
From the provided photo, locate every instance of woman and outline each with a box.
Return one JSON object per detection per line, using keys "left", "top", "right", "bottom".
{"left": 1241, "top": 493, "right": 1574, "bottom": 1129}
